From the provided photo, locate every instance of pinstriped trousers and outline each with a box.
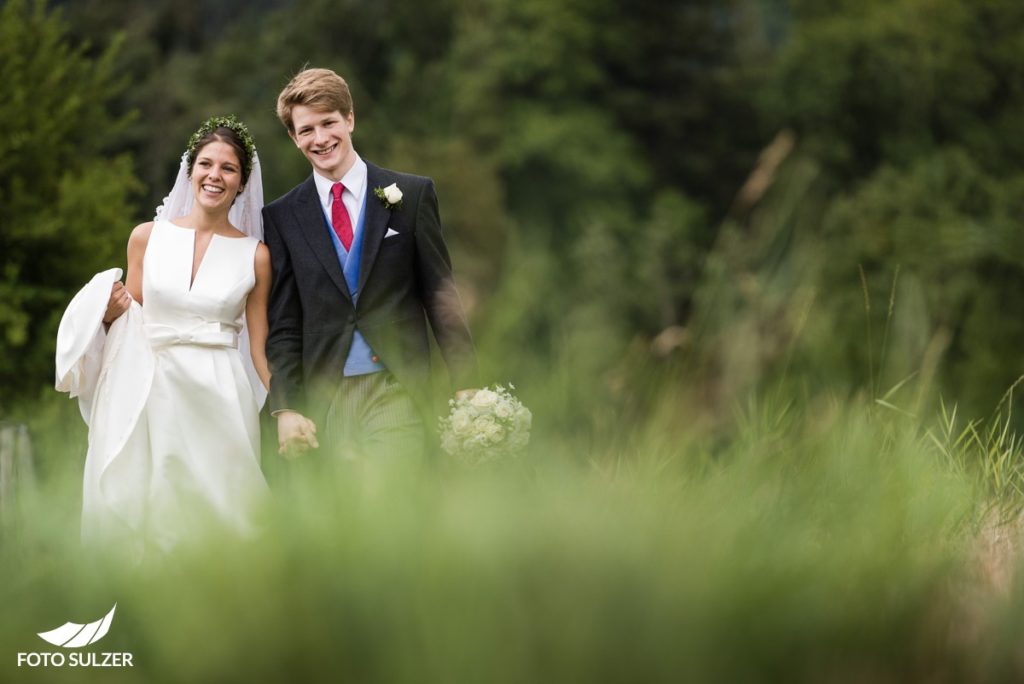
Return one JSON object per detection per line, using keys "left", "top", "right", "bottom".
{"left": 321, "top": 371, "right": 425, "bottom": 464}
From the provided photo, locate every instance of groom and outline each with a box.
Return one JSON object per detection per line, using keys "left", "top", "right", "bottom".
{"left": 263, "top": 67, "right": 478, "bottom": 461}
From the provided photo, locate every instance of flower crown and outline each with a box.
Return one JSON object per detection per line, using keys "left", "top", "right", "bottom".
{"left": 186, "top": 114, "right": 256, "bottom": 178}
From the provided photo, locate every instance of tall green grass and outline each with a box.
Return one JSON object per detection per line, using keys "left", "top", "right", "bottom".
{"left": 2, "top": 385, "right": 1012, "bottom": 682}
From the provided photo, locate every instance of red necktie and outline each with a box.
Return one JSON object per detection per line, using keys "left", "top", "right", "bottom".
{"left": 330, "top": 182, "right": 353, "bottom": 251}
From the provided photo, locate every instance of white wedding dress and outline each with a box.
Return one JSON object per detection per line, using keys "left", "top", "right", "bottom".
{"left": 80, "top": 220, "right": 269, "bottom": 554}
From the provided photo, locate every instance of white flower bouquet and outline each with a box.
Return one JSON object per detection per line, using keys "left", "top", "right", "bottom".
{"left": 439, "top": 384, "right": 532, "bottom": 465}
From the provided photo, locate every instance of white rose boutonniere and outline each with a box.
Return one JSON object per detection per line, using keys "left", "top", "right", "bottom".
{"left": 374, "top": 183, "right": 403, "bottom": 209}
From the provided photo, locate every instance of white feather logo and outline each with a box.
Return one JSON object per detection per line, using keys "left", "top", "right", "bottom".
{"left": 37, "top": 604, "right": 117, "bottom": 648}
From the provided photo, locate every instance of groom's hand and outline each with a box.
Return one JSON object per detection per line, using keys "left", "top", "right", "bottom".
{"left": 277, "top": 410, "right": 319, "bottom": 458}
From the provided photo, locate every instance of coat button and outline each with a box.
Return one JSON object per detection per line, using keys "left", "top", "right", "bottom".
{"left": 371, "top": 355, "right": 379, "bottom": 363}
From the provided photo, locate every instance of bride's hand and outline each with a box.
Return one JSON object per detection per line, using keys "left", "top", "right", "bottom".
{"left": 103, "top": 282, "right": 132, "bottom": 323}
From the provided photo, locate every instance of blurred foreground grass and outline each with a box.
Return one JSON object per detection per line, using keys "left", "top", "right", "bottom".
{"left": 8, "top": 385, "right": 1024, "bottom": 682}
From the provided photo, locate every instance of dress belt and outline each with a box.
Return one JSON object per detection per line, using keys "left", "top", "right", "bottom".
{"left": 145, "top": 322, "right": 239, "bottom": 350}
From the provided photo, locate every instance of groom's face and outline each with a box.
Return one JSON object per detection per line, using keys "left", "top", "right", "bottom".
{"left": 289, "top": 105, "right": 356, "bottom": 180}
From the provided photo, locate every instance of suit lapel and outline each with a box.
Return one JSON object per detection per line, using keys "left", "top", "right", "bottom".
{"left": 292, "top": 176, "right": 352, "bottom": 302}
{"left": 357, "top": 163, "right": 393, "bottom": 294}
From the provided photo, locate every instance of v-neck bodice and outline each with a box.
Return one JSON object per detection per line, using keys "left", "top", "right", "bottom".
{"left": 142, "top": 221, "right": 259, "bottom": 336}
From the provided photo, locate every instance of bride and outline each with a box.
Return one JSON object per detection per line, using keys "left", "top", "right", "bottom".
{"left": 56, "top": 115, "right": 271, "bottom": 556}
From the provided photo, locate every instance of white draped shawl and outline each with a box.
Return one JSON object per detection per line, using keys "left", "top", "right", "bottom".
{"left": 55, "top": 269, "right": 155, "bottom": 548}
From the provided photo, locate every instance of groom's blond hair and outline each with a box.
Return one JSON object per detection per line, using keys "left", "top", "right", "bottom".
{"left": 276, "top": 67, "right": 354, "bottom": 133}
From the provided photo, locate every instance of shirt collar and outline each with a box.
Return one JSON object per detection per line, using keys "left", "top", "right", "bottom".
{"left": 312, "top": 154, "right": 367, "bottom": 205}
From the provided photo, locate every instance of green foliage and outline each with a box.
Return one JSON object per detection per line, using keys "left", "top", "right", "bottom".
{"left": 679, "top": 0, "right": 1024, "bottom": 420}
{"left": 927, "top": 397, "right": 1024, "bottom": 514}
{"left": 0, "top": 0, "right": 141, "bottom": 408}
{"left": 814, "top": 149, "right": 1024, "bottom": 409}
{"left": 0, "top": 390, "right": 992, "bottom": 682}
{"left": 768, "top": 0, "right": 1024, "bottom": 177}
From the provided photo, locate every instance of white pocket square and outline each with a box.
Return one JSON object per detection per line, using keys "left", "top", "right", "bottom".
{"left": 385, "top": 228, "right": 400, "bottom": 238}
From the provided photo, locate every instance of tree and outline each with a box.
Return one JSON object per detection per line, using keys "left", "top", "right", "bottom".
{"left": 692, "top": 0, "right": 1024, "bottom": 413}
{"left": 0, "top": 0, "right": 141, "bottom": 407}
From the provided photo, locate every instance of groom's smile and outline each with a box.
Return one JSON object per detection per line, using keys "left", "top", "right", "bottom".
{"left": 312, "top": 143, "right": 338, "bottom": 157}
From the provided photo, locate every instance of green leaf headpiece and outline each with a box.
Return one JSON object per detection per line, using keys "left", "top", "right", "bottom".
{"left": 186, "top": 114, "right": 256, "bottom": 179}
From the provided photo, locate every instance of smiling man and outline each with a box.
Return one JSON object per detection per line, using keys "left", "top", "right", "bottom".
{"left": 262, "top": 67, "right": 478, "bottom": 467}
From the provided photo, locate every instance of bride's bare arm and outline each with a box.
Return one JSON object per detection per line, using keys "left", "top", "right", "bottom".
{"left": 104, "top": 221, "right": 152, "bottom": 323}
{"left": 246, "top": 242, "right": 272, "bottom": 391}
{"left": 125, "top": 222, "right": 153, "bottom": 303}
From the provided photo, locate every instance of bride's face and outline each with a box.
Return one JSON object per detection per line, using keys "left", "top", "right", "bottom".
{"left": 191, "top": 141, "right": 243, "bottom": 211}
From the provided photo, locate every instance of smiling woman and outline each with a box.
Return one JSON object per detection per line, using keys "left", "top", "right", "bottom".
{"left": 55, "top": 116, "right": 274, "bottom": 558}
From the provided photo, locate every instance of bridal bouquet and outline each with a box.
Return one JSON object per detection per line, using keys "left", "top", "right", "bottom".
{"left": 439, "top": 384, "right": 532, "bottom": 466}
